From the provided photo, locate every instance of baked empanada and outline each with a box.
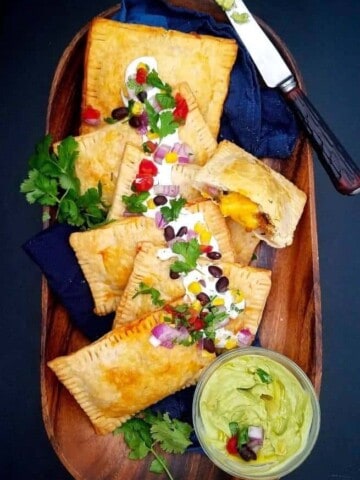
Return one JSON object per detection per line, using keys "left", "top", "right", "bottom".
{"left": 48, "top": 309, "right": 215, "bottom": 435}
{"left": 69, "top": 217, "right": 165, "bottom": 315}
{"left": 114, "top": 242, "right": 271, "bottom": 331}
{"left": 195, "top": 141, "right": 307, "bottom": 248}
{"left": 82, "top": 18, "right": 238, "bottom": 136}
{"left": 54, "top": 122, "right": 141, "bottom": 207}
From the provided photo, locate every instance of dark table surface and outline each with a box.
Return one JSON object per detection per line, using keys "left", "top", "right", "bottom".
{"left": 1, "top": 1, "right": 359, "bottom": 479}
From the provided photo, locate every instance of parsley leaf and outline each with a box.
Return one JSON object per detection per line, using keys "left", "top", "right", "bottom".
{"left": 160, "top": 197, "right": 186, "bottom": 222}
{"left": 150, "top": 413, "right": 193, "bottom": 454}
{"left": 256, "top": 368, "right": 273, "bottom": 384}
{"left": 114, "top": 410, "right": 192, "bottom": 480}
{"left": 155, "top": 93, "right": 176, "bottom": 109}
{"left": 132, "top": 282, "right": 165, "bottom": 307}
{"left": 126, "top": 77, "right": 144, "bottom": 95}
{"left": 144, "top": 100, "right": 178, "bottom": 139}
{"left": 146, "top": 70, "right": 172, "bottom": 93}
{"left": 170, "top": 238, "right": 201, "bottom": 274}
{"left": 20, "top": 135, "right": 107, "bottom": 228}
{"left": 122, "top": 191, "right": 150, "bottom": 213}
{"left": 104, "top": 117, "right": 118, "bottom": 124}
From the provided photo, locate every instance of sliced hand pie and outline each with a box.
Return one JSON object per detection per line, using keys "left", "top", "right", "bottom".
{"left": 113, "top": 242, "right": 271, "bottom": 332}
{"left": 69, "top": 217, "right": 165, "bottom": 315}
{"left": 82, "top": 18, "right": 238, "bottom": 137}
{"left": 48, "top": 309, "right": 215, "bottom": 435}
{"left": 53, "top": 122, "right": 141, "bottom": 207}
{"left": 194, "top": 140, "right": 307, "bottom": 248}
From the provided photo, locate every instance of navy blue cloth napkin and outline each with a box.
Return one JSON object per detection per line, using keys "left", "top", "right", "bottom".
{"left": 113, "top": 0, "right": 298, "bottom": 159}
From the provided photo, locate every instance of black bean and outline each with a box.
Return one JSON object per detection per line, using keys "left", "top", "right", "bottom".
{"left": 136, "top": 90, "right": 148, "bottom": 103}
{"left": 176, "top": 226, "right": 188, "bottom": 237}
{"left": 111, "top": 107, "right": 128, "bottom": 120}
{"left": 153, "top": 195, "right": 167, "bottom": 206}
{"left": 238, "top": 445, "right": 257, "bottom": 462}
{"left": 207, "top": 251, "right": 222, "bottom": 260}
{"left": 129, "top": 115, "right": 142, "bottom": 128}
{"left": 164, "top": 226, "right": 175, "bottom": 242}
{"left": 203, "top": 338, "right": 215, "bottom": 353}
{"left": 215, "top": 276, "right": 229, "bottom": 293}
{"left": 170, "top": 270, "right": 180, "bottom": 279}
{"left": 196, "top": 292, "right": 211, "bottom": 306}
{"left": 208, "top": 265, "right": 223, "bottom": 278}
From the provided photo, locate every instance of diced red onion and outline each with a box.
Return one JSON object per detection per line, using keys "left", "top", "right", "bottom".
{"left": 137, "top": 125, "right": 148, "bottom": 135}
{"left": 178, "top": 156, "right": 190, "bottom": 164}
{"left": 171, "top": 142, "right": 182, "bottom": 154}
{"left": 153, "top": 184, "right": 179, "bottom": 197}
{"left": 248, "top": 426, "right": 264, "bottom": 445}
{"left": 151, "top": 323, "right": 189, "bottom": 348}
{"left": 179, "top": 142, "right": 191, "bottom": 157}
{"left": 186, "top": 229, "right": 197, "bottom": 240}
{"left": 206, "top": 185, "right": 220, "bottom": 197}
{"left": 237, "top": 328, "right": 254, "bottom": 347}
{"left": 154, "top": 144, "right": 171, "bottom": 164}
{"left": 84, "top": 118, "right": 101, "bottom": 126}
{"left": 247, "top": 442, "right": 262, "bottom": 454}
{"left": 155, "top": 211, "right": 167, "bottom": 229}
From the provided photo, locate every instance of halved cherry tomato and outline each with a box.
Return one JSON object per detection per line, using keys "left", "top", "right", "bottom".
{"left": 82, "top": 105, "right": 101, "bottom": 122}
{"left": 142, "top": 140, "right": 158, "bottom": 154}
{"left": 173, "top": 93, "right": 189, "bottom": 123}
{"left": 132, "top": 174, "right": 154, "bottom": 192}
{"left": 136, "top": 67, "right": 148, "bottom": 84}
{"left": 139, "top": 159, "right": 158, "bottom": 176}
{"left": 200, "top": 245, "right": 213, "bottom": 254}
{"left": 226, "top": 436, "right": 238, "bottom": 455}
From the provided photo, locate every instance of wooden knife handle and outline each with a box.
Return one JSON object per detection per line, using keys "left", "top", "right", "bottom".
{"left": 285, "top": 87, "right": 360, "bottom": 195}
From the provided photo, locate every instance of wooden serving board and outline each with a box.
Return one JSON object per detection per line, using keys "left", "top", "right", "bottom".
{"left": 41, "top": 2, "right": 322, "bottom": 479}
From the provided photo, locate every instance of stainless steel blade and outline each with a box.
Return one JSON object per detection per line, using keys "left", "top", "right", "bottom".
{"left": 225, "top": 0, "right": 295, "bottom": 90}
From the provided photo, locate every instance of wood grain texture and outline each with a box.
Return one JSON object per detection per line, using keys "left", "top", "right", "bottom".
{"left": 41, "top": 1, "right": 322, "bottom": 479}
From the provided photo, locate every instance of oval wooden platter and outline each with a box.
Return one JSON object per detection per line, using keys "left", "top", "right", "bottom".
{"left": 41, "top": 2, "right": 322, "bottom": 479}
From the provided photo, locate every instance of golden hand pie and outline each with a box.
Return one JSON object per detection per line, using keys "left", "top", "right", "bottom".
{"left": 48, "top": 309, "right": 215, "bottom": 435}
{"left": 82, "top": 18, "right": 238, "bottom": 137}
{"left": 69, "top": 217, "right": 165, "bottom": 315}
{"left": 226, "top": 218, "right": 261, "bottom": 265}
{"left": 195, "top": 140, "right": 307, "bottom": 248}
{"left": 53, "top": 122, "right": 141, "bottom": 207}
{"left": 114, "top": 242, "right": 271, "bottom": 332}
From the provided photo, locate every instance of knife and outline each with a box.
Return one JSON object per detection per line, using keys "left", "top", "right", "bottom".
{"left": 222, "top": 0, "right": 360, "bottom": 195}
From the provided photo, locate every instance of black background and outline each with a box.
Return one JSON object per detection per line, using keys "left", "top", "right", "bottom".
{"left": 1, "top": 1, "right": 359, "bottom": 479}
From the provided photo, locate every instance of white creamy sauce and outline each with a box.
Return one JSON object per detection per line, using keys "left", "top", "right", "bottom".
{"left": 124, "top": 56, "right": 159, "bottom": 101}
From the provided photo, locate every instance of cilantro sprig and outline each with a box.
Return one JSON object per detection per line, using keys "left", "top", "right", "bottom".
{"left": 114, "top": 410, "right": 193, "bottom": 479}
{"left": 132, "top": 282, "right": 165, "bottom": 307}
{"left": 144, "top": 100, "right": 179, "bottom": 139}
{"left": 170, "top": 238, "right": 201, "bottom": 274}
{"left": 160, "top": 197, "right": 186, "bottom": 223}
{"left": 122, "top": 191, "right": 150, "bottom": 213}
{"left": 20, "top": 135, "right": 107, "bottom": 228}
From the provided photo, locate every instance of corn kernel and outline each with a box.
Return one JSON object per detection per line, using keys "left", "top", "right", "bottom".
{"left": 147, "top": 199, "right": 156, "bottom": 209}
{"left": 131, "top": 102, "right": 143, "bottom": 116}
{"left": 200, "top": 230, "right": 212, "bottom": 244}
{"left": 137, "top": 62, "right": 149, "bottom": 71}
{"left": 225, "top": 338, "right": 237, "bottom": 349}
{"left": 231, "top": 289, "right": 244, "bottom": 303}
{"left": 147, "top": 131, "right": 159, "bottom": 140}
{"left": 194, "top": 222, "right": 206, "bottom": 234}
{"left": 165, "top": 152, "right": 178, "bottom": 164}
{"left": 188, "top": 282, "right": 202, "bottom": 295}
{"left": 191, "top": 300, "right": 202, "bottom": 312}
{"left": 201, "top": 349, "right": 215, "bottom": 359}
{"left": 212, "top": 297, "right": 225, "bottom": 307}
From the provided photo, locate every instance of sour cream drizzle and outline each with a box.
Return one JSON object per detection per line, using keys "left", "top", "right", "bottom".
{"left": 124, "top": 57, "right": 246, "bottom": 347}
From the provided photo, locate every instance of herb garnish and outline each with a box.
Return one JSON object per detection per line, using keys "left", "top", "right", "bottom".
{"left": 256, "top": 368, "right": 273, "bottom": 384}
{"left": 160, "top": 197, "right": 186, "bottom": 223}
{"left": 114, "top": 410, "right": 193, "bottom": 480}
{"left": 20, "top": 135, "right": 107, "bottom": 228}
{"left": 132, "top": 282, "right": 165, "bottom": 307}
{"left": 146, "top": 70, "right": 172, "bottom": 93}
{"left": 170, "top": 238, "right": 201, "bottom": 274}
{"left": 144, "top": 100, "right": 179, "bottom": 139}
{"left": 122, "top": 191, "right": 150, "bottom": 213}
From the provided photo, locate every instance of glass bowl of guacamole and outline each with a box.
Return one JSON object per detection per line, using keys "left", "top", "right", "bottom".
{"left": 193, "top": 347, "right": 320, "bottom": 479}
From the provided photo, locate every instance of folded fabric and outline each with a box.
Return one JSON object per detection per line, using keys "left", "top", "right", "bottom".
{"left": 113, "top": 0, "right": 298, "bottom": 159}
{"left": 23, "top": 223, "right": 114, "bottom": 340}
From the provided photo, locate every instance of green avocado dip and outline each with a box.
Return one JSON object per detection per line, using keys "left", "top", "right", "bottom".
{"left": 199, "top": 354, "right": 313, "bottom": 475}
